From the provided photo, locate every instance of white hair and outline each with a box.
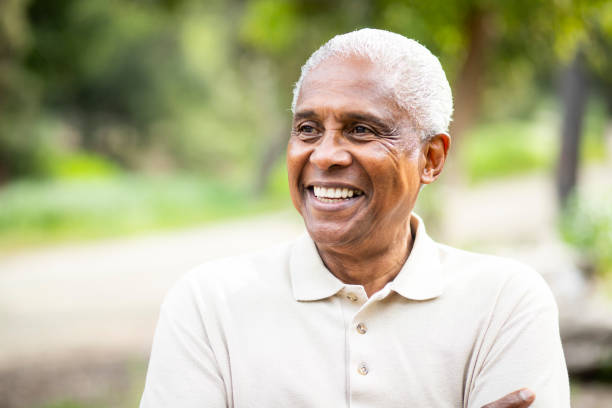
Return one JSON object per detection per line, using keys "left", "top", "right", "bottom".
{"left": 291, "top": 28, "right": 453, "bottom": 139}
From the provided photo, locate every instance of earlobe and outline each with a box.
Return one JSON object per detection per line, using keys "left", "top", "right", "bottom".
{"left": 420, "top": 164, "right": 436, "bottom": 185}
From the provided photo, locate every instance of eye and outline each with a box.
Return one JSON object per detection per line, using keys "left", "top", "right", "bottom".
{"left": 353, "top": 125, "right": 371, "bottom": 134}
{"left": 299, "top": 125, "right": 316, "bottom": 134}
{"left": 349, "top": 125, "right": 375, "bottom": 137}
{"left": 294, "top": 123, "right": 321, "bottom": 141}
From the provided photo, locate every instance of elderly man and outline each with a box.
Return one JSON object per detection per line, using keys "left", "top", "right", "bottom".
{"left": 141, "top": 29, "right": 569, "bottom": 407}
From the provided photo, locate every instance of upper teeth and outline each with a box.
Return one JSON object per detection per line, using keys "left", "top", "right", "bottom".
{"left": 313, "top": 186, "right": 363, "bottom": 199}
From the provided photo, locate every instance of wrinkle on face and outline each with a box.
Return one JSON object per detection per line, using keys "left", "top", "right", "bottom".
{"left": 287, "top": 55, "right": 426, "bottom": 252}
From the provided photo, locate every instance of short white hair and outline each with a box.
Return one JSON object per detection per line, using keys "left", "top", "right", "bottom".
{"left": 291, "top": 28, "right": 453, "bottom": 139}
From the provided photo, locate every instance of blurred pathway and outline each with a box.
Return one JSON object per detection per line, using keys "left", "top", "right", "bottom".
{"left": 0, "top": 211, "right": 304, "bottom": 366}
{"left": 440, "top": 162, "right": 611, "bottom": 247}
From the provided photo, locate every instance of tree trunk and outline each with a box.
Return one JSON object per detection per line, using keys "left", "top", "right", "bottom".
{"left": 449, "top": 9, "right": 492, "bottom": 142}
{"left": 557, "top": 48, "right": 588, "bottom": 208}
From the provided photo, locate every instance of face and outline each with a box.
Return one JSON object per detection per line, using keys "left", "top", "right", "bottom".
{"left": 287, "top": 56, "right": 446, "bottom": 250}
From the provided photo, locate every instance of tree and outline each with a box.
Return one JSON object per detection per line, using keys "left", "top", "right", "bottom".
{"left": 557, "top": 48, "right": 588, "bottom": 207}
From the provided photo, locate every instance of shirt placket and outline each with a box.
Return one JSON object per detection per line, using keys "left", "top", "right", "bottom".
{"left": 338, "top": 284, "right": 371, "bottom": 407}
{"left": 339, "top": 284, "right": 395, "bottom": 407}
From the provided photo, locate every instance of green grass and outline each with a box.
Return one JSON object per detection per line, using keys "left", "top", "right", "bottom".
{"left": 461, "top": 119, "right": 555, "bottom": 183}
{"left": 0, "top": 173, "right": 291, "bottom": 252}
{"left": 461, "top": 97, "right": 608, "bottom": 184}
{"left": 560, "top": 188, "right": 612, "bottom": 279}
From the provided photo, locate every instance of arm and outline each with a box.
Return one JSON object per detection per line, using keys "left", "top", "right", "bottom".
{"left": 466, "top": 270, "right": 570, "bottom": 408}
{"left": 140, "top": 276, "right": 227, "bottom": 408}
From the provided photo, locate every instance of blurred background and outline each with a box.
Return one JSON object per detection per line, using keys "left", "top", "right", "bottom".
{"left": 0, "top": 0, "right": 611, "bottom": 406}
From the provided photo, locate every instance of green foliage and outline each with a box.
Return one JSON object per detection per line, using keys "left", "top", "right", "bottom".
{"left": 0, "top": 117, "right": 48, "bottom": 179}
{"left": 0, "top": 175, "right": 290, "bottom": 251}
{"left": 461, "top": 118, "right": 555, "bottom": 183}
{"left": 264, "top": 158, "right": 290, "bottom": 199}
{"left": 0, "top": 0, "right": 610, "bottom": 233}
{"left": 0, "top": 0, "right": 270, "bottom": 178}
{"left": 44, "top": 153, "right": 120, "bottom": 180}
{"left": 560, "top": 189, "right": 612, "bottom": 278}
{"left": 581, "top": 98, "right": 608, "bottom": 163}
{"left": 240, "top": 0, "right": 300, "bottom": 54}
{"left": 460, "top": 93, "right": 608, "bottom": 184}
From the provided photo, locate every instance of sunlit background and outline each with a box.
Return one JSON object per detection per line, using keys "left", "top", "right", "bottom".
{"left": 1, "top": 0, "right": 611, "bottom": 407}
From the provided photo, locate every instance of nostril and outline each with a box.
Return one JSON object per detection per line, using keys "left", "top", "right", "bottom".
{"left": 309, "top": 147, "right": 352, "bottom": 171}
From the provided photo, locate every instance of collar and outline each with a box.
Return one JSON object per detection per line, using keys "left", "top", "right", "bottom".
{"left": 289, "top": 213, "right": 445, "bottom": 302}
{"left": 289, "top": 231, "right": 345, "bottom": 301}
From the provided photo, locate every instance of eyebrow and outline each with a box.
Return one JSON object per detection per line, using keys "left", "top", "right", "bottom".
{"left": 293, "top": 110, "right": 317, "bottom": 122}
{"left": 340, "top": 112, "right": 395, "bottom": 132}
{"left": 293, "top": 110, "right": 395, "bottom": 130}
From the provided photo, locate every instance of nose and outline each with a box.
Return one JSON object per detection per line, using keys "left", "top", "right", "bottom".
{"left": 309, "top": 130, "right": 352, "bottom": 170}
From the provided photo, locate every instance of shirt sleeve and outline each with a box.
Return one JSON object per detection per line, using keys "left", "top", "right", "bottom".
{"left": 465, "top": 269, "right": 570, "bottom": 408}
{"left": 140, "top": 275, "right": 227, "bottom": 408}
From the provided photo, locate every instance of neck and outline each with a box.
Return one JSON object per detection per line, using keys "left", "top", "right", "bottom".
{"left": 316, "top": 219, "right": 415, "bottom": 297}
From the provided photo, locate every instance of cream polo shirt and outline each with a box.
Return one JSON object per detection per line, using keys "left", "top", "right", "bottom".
{"left": 140, "top": 215, "right": 570, "bottom": 408}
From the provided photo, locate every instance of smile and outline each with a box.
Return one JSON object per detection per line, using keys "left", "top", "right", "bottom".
{"left": 311, "top": 185, "right": 364, "bottom": 203}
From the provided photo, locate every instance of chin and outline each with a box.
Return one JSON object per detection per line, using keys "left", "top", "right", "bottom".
{"left": 304, "top": 221, "right": 362, "bottom": 248}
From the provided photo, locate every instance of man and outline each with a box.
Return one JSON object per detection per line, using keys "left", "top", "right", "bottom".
{"left": 141, "top": 29, "right": 569, "bottom": 407}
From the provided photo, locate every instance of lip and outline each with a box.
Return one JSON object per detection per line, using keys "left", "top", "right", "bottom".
{"left": 305, "top": 187, "right": 366, "bottom": 211}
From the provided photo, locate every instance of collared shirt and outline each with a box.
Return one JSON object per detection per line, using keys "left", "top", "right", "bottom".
{"left": 140, "top": 214, "right": 569, "bottom": 407}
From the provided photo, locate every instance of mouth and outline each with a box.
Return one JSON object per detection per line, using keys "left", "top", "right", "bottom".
{"left": 307, "top": 185, "right": 364, "bottom": 204}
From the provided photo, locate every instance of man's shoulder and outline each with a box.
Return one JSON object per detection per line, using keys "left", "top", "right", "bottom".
{"left": 436, "top": 242, "right": 556, "bottom": 307}
{"left": 197, "top": 240, "right": 292, "bottom": 273}
{"left": 165, "top": 240, "right": 296, "bottom": 306}
{"left": 438, "top": 242, "right": 534, "bottom": 276}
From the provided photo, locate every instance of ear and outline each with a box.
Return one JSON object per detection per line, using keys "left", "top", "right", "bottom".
{"left": 420, "top": 133, "right": 450, "bottom": 185}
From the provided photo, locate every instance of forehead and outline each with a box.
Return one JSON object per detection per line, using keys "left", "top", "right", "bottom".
{"left": 295, "top": 56, "right": 400, "bottom": 121}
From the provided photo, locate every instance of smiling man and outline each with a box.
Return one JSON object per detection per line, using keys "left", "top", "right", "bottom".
{"left": 141, "top": 29, "right": 569, "bottom": 407}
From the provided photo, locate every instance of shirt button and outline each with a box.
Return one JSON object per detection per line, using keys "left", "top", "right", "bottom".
{"left": 346, "top": 293, "right": 358, "bottom": 302}
{"left": 357, "top": 362, "right": 369, "bottom": 375}
{"left": 356, "top": 322, "right": 367, "bottom": 334}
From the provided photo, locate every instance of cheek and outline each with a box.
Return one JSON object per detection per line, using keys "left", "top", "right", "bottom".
{"left": 286, "top": 139, "right": 311, "bottom": 201}
{"left": 286, "top": 140, "right": 306, "bottom": 177}
{"left": 363, "top": 142, "right": 405, "bottom": 180}
{"left": 364, "top": 143, "right": 421, "bottom": 196}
